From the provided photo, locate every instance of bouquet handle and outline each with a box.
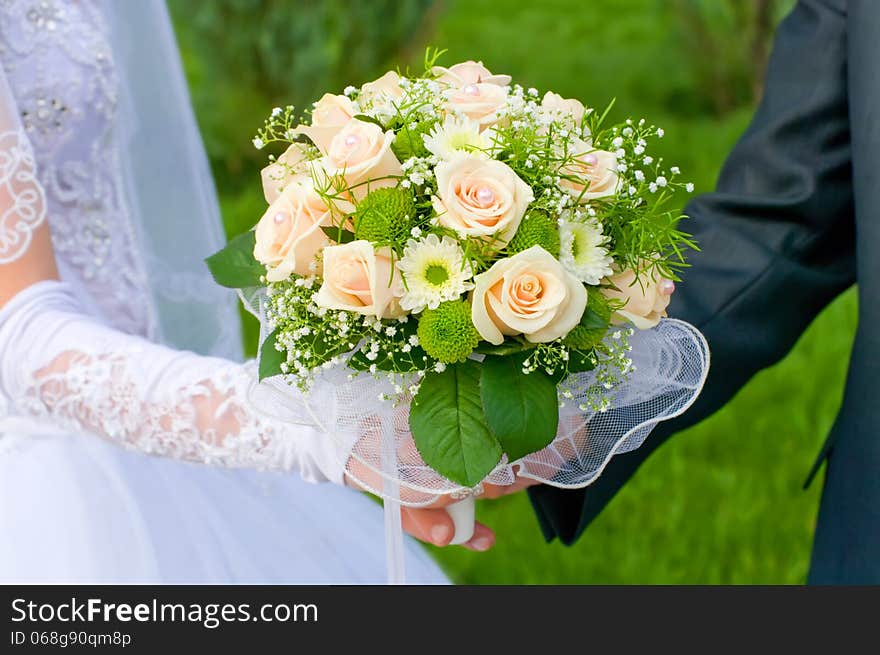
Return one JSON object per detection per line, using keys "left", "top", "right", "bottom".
{"left": 447, "top": 497, "right": 476, "bottom": 545}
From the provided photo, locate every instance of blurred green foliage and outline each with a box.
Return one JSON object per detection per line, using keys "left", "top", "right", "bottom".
{"left": 168, "top": 0, "right": 435, "bottom": 186}
{"left": 172, "top": 0, "right": 857, "bottom": 583}
{"left": 669, "top": 0, "right": 795, "bottom": 116}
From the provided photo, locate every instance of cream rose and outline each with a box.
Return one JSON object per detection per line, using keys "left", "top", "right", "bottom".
{"left": 432, "top": 60, "right": 511, "bottom": 87}
{"left": 260, "top": 143, "right": 310, "bottom": 204}
{"left": 560, "top": 143, "right": 618, "bottom": 200}
{"left": 313, "top": 240, "right": 404, "bottom": 319}
{"left": 297, "top": 119, "right": 403, "bottom": 200}
{"left": 471, "top": 245, "right": 588, "bottom": 345}
{"left": 602, "top": 266, "right": 674, "bottom": 329}
{"left": 359, "top": 71, "right": 404, "bottom": 106}
{"left": 253, "top": 181, "right": 334, "bottom": 282}
{"left": 444, "top": 83, "right": 508, "bottom": 128}
{"left": 433, "top": 154, "right": 533, "bottom": 245}
{"left": 311, "top": 93, "right": 356, "bottom": 128}
{"left": 541, "top": 91, "right": 587, "bottom": 125}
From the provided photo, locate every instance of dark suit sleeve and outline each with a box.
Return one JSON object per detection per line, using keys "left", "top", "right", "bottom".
{"left": 528, "top": 0, "right": 857, "bottom": 544}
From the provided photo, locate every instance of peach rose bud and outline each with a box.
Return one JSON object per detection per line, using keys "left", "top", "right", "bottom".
{"left": 433, "top": 154, "right": 533, "bottom": 246}
{"left": 432, "top": 60, "right": 512, "bottom": 87}
{"left": 541, "top": 91, "right": 588, "bottom": 125}
{"left": 299, "top": 119, "right": 403, "bottom": 200}
{"left": 313, "top": 240, "right": 405, "bottom": 319}
{"left": 471, "top": 245, "right": 588, "bottom": 345}
{"left": 560, "top": 142, "right": 619, "bottom": 200}
{"left": 311, "top": 93, "right": 356, "bottom": 128}
{"left": 253, "top": 181, "right": 336, "bottom": 282}
{"left": 444, "top": 83, "right": 508, "bottom": 128}
{"left": 260, "top": 143, "right": 310, "bottom": 204}
{"left": 359, "top": 71, "right": 405, "bottom": 105}
{"left": 602, "top": 266, "right": 674, "bottom": 329}
{"left": 285, "top": 95, "right": 356, "bottom": 167}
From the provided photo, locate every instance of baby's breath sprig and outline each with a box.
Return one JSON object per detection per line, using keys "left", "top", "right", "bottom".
{"left": 559, "top": 327, "right": 636, "bottom": 413}
{"left": 265, "top": 278, "right": 369, "bottom": 391}
{"left": 400, "top": 155, "right": 439, "bottom": 192}
{"left": 253, "top": 105, "right": 300, "bottom": 150}
{"left": 265, "top": 278, "right": 439, "bottom": 397}
{"left": 350, "top": 316, "right": 436, "bottom": 378}
{"left": 587, "top": 117, "right": 698, "bottom": 282}
{"left": 521, "top": 341, "right": 570, "bottom": 379}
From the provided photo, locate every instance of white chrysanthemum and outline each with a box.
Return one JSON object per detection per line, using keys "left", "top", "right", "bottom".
{"left": 397, "top": 234, "right": 475, "bottom": 313}
{"left": 559, "top": 220, "right": 614, "bottom": 285}
{"left": 422, "top": 115, "right": 490, "bottom": 160}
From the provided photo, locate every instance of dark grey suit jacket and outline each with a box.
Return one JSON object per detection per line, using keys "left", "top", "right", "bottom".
{"left": 529, "top": 0, "right": 879, "bottom": 583}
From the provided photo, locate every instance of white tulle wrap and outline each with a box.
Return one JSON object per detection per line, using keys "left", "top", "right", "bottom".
{"left": 243, "top": 289, "right": 710, "bottom": 505}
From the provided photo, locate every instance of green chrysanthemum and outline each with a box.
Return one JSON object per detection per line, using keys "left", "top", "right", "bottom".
{"left": 417, "top": 300, "right": 481, "bottom": 364}
{"left": 564, "top": 287, "right": 613, "bottom": 350}
{"left": 354, "top": 187, "right": 417, "bottom": 244}
{"left": 507, "top": 210, "right": 561, "bottom": 257}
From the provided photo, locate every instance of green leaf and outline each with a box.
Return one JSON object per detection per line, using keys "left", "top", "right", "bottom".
{"left": 353, "top": 113, "right": 388, "bottom": 130}
{"left": 321, "top": 226, "right": 357, "bottom": 244}
{"left": 561, "top": 288, "right": 612, "bottom": 357}
{"left": 473, "top": 340, "right": 534, "bottom": 357}
{"left": 258, "top": 328, "right": 286, "bottom": 381}
{"left": 410, "top": 361, "right": 503, "bottom": 487}
{"left": 205, "top": 231, "right": 264, "bottom": 289}
{"left": 578, "top": 304, "right": 608, "bottom": 330}
{"left": 480, "top": 354, "right": 559, "bottom": 461}
{"left": 567, "top": 349, "right": 597, "bottom": 374}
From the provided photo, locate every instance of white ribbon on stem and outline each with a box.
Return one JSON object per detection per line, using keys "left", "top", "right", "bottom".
{"left": 381, "top": 416, "right": 406, "bottom": 584}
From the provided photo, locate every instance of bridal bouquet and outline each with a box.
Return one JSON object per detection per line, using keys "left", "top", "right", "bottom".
{"left": 207, "top": 51, "right": 707, "bottom": 500}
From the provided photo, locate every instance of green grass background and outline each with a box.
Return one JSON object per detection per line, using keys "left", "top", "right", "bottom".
{"left": 177, "top": 0, "right": 858, "bottom": 583}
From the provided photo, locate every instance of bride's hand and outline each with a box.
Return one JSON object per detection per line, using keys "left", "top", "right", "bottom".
{"left": 401, "top": 500, "right": 496, "bottom": 552}
{"left": 337, "top": 405, "right": 541, "bottom": 550}
{"left": 402, "top": 476, "right": 540, "bottom": 551}
{"left": 345, "top": 466, "right": 539, "bottom": 551}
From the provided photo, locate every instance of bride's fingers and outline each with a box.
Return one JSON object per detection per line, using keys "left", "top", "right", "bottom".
{"left": 401, "top": 508, "right": 495, "bottom": 551}
{"left": 401, "top": 507, "right": 455, "bottom": 546}
{"left": 461, "top": 522, "right": 495, "bottom": 552}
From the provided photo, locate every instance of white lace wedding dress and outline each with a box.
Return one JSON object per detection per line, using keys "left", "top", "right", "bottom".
{"left": 0, "top": 0, "right": 447, "bottom": 584}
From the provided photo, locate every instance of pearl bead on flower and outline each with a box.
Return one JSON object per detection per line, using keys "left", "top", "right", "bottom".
{"left": 463, "top": 84, "right": 480, "bottom": 96}
{"left": 475, "top": 186, "right": 495, "bottom": 205}
{"left": 583, "top": 153, "right": 599, "bottom": 166}
{"left": 273, "top": 212, "right": 288, "bottom": 224}
{"left": 659, "top": 279, "right": 676, "bottom": 296}
{"left": 344, "top": 134, "right": 360, "bottom": 147}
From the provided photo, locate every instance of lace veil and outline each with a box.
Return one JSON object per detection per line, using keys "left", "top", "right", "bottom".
{"left": 105, "top": 1, "right": 241, "bottom": 358}
{"left": 0, "top": 0, "right": 242, "bottom": 360}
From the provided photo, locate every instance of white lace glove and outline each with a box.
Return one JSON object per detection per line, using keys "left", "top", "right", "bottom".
{"left": 0, "top": 280, "right": 352, "bottom": 484}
